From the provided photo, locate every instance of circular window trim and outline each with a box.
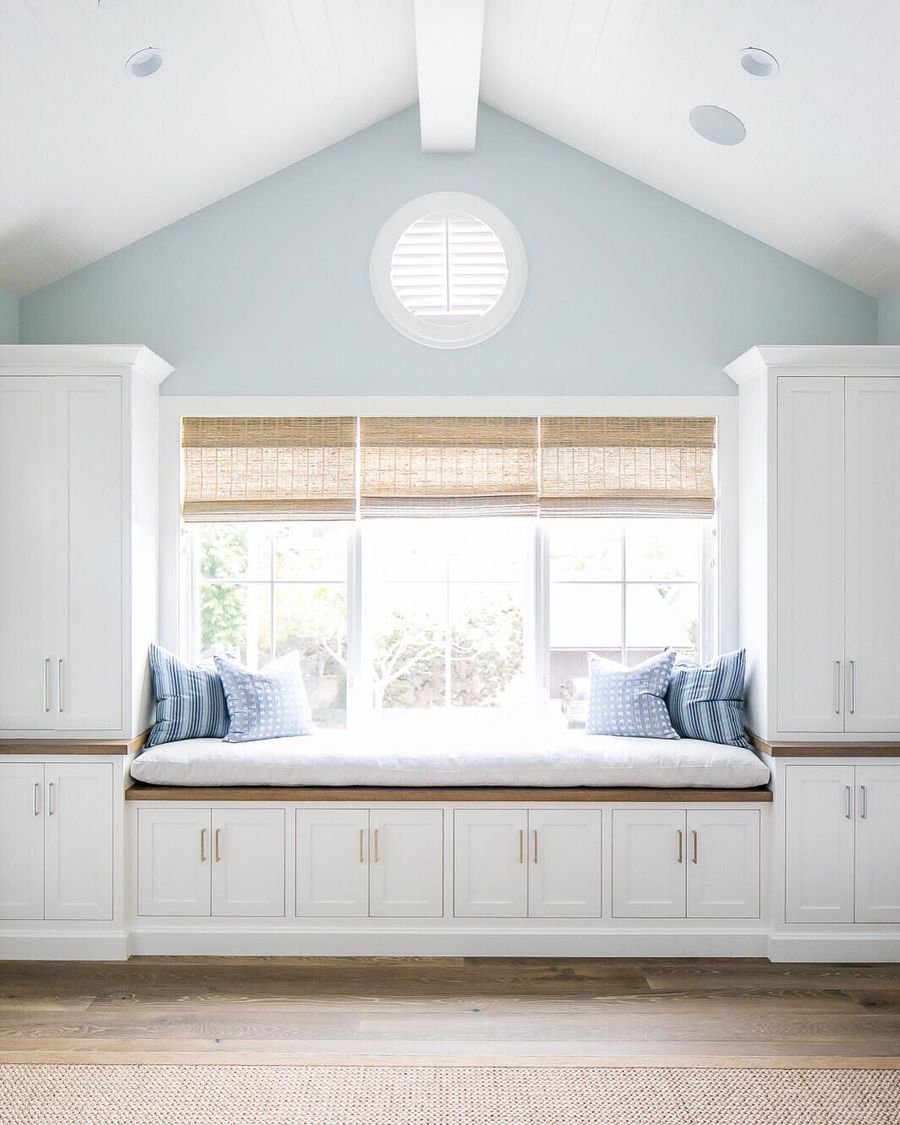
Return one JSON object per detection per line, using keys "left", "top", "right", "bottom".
{"left": 370, "top": 192, "right": 527, "bottom": 349}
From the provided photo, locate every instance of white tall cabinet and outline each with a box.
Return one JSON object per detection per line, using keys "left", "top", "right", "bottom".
{"left": 727, "top": 347, "right": 900, "bottom": 741}
{"left": 0, "top": 346, "right": 172, "bottom": 739}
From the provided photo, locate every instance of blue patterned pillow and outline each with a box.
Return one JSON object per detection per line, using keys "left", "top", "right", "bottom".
{"left": 666, "top": 649, "right": 751, "bottom": 748}
{"left": 146, "top": 644, "right": 229, "bottom": 747}
{"left": 586, "top": 650, "right": 679, "bottom": 739}
{"left": 215, "top": 652, "right": 315, "bottom": 743}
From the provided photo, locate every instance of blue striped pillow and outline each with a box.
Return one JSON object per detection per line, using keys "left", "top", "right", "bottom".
{"left": 145, "top": 644, "right": 229, "bottom": 747}
{"left": 665, "top": 649, "right": 751, "bottom": 748}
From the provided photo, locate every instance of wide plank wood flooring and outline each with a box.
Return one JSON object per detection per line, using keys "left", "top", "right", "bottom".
{"left": 1, "top": 957, "right": 899, "bottom": 1067}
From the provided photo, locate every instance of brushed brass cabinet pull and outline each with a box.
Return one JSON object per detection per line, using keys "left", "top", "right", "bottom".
{"left": 214, "top": 827, "right": 221, "bottom": 863}
{"left": 676, "top": 828, "right": 683, "bottom": 864}
{"left": 518, "top": 829, "right": 525, "bottom": 864}
{"left": 200, "top": 827, "right": 207, "bottom": 862}
{"left": 691, "top": 829, "right": 699, "bottom": 865}
{"left": 359, "top": 827, "right": 365, "bottom": 863}
{"left": 533, "top": 829, "right": 539, "bottom": 864}
{"left": 373, "top": 828, "right": 379, "bottom": 863}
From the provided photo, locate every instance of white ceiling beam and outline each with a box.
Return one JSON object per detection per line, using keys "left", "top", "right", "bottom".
{"left": 414, "top": 0, "right": 485, "bottom": 153}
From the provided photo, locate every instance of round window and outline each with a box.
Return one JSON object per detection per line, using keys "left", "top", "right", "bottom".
{"left": 370, "top": 193, "right": 527, "bottom": 349}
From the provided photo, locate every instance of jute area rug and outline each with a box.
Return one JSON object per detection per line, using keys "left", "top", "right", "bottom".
{"left": 2, "top": 1064, "right": 899, "bottom": 1125}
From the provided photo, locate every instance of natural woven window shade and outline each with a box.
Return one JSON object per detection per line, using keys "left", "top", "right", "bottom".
{"left": 539, "top": 417, "right": 716, "bottom": 517}
{"left": 181, "top": 417, "right": 357, "bottom": 522}
{"left": 359, "top": 417, "right": 539, "bottom": 517}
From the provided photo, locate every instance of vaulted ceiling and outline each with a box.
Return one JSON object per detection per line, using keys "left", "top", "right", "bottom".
{"left": 4, "top": 0, "right": 900, "bottom": 297}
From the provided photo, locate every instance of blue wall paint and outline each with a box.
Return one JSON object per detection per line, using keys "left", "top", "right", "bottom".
{"left": 20, "top": 107, "right": 876, "bottom": 396}
{"left": 0, "top": 291, "right": 18, "bottom": 343}
{"left": 878, "top": 288, "right": 900, "bottom": 343}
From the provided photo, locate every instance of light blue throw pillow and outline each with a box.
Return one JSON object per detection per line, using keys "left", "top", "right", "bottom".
{"left": 666, "top": 649, "right": 751, "bottom": 748}
{"left": 146, "top": 644, "right": 229, "bottom": 748}
{"left": 215, "top": 651, "right": 316, "bottom": 743}
{"left": 586, "top": 649, "right": 680, "bottom": 739}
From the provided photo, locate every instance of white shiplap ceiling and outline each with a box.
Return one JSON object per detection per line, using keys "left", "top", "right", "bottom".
{"left": 4, "top": 0, "right": 900, "bottom": 297}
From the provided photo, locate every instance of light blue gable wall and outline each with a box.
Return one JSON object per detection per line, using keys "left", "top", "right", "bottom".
{"left": 0, "top": 291, "right": 18, "bottom": 343}
{"left": 19, "top": 107, "right": 876, "bottom": 396}
{"left": 877, "top": 288, "right": 900, "bottom": 343}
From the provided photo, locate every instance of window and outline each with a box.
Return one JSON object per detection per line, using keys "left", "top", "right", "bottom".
{"left": 370, "top": 193, "right": 527, "bottom": 349}
{"left": 189, "top": 516, "right": 712, "bottom": 725}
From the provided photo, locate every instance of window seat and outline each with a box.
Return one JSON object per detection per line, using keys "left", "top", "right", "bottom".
{"left": 128, "top": 729, "right": 770, "bottom": 790}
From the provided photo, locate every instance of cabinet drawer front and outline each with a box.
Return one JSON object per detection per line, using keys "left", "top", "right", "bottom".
{"left": 369, "top": 809, "right": 443, "bottom": 918}
{"left": 528, "top": 809, "right": 602, "bottom": 918}
{"left": 785, "top": 765, "right": 854, "bottom": 924}
{"left": 138, "top": 808, "right": 211, "bottom": 917}
{"left": 686, "top": 810, "right": 759, "bottom": 919}
{"left": 612, "top": 809, "right": 686, "bottom": 918}
{"left": 454, "top": 809, "right": 528, "bottom": 918}
{"left": 212, "top": 809, "right": 285, "bottom": 918}
{"left": 296, "top": 809, "right": 368, "bottom": 918}
{"left": 44, "top": 763, "right": 114, "bottom": 921}
{"left": 0, "top": 762, "right": 44, "bottom": 919}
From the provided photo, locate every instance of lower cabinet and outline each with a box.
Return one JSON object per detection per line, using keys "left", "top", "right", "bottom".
{"left": 0, "top": 760, "right": 113, "bottom": 921}
{"left": 785, "top": 763, "right": 900, "bottom": 924}
{"left": 453, "top": 809, "right": 602, "bottom": 919}
{"left": 297, "top": 808, "right": 443, "bottom": 919}
{"left": 611, "top": 809, "right": 760, "bottom": 919}
{"left": 137, "top": 808, "right": 285, "bottom": 917}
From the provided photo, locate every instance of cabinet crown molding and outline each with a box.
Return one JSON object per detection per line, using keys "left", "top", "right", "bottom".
{"left": 0, "top": 345, "right": 173, "bottom": 383}
{"left": 725, "top": 345, "right": 900, "bottom": 385}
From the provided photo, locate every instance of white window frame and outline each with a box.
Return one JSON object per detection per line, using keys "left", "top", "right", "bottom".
{"left": 161, "top": 396, "right": 736, "bottom": 726}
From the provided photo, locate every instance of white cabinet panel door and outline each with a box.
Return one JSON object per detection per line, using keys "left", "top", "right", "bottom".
{"left": 296, "top": 809, "right": 368, "bottom": 918}
{"left": 785, "top": 765, "right": 854, "bottom": 924}
{"left": 138, "top": 808, "right": 211, "bottom": 917}
{"left": 0, "top": 762, "right": 44, "bottom": 919}
{"left": 612, "top": 810, "right": 686, "bottom": 919}
{"left": 686, "top": 810, "right": 760, "bottom": 919}
{"left": 528, "top": 809, "right": 602, "bottom": 918}
{"left": 454, "top": 809, "right": 528, "bottom": 918}
{"left": 855, "top": 765, "right": 900, "bottom": 923}
{"left": 369, "top": 809, "right": 443, "bottom": 918}
{"left": 56, "top": 379, "right": 123, "bottom": 731}
{"left": 212, "top": 809, "right": 285, "bottom": 918}
{"left": 776, "top": 377, "right": 845, "bottom": 733}
{"left": 845, "top": 378, "right": 900, "bottom": 733}
{"left": 0, "top": 380, "right": 56, "bottom": 730}
{"left": 44, "top": 763, "right": 113, "bottom": 921}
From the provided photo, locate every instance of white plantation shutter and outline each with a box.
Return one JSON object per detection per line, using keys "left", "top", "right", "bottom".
{"left": 390, "top": 211, "right": 509, "bottom": 323}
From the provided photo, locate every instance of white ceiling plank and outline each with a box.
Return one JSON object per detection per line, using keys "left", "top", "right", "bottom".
{"left": 414, "top": 0, "right": 485, "bottom": 152}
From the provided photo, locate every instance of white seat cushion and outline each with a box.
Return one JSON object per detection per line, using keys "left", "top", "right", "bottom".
{"left": 130, "top": 726, "right": 770, "bottom": 789}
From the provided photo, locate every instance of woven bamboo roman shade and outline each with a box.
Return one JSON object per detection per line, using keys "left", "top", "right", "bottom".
{"left": 359, "top": 417, "right": 539, "bottom": 517}
{"left": 181, "top": 417, "right": 357, "bottom": 521}
{"left": 539, "top": 417, "right": 716, "bottom": 516}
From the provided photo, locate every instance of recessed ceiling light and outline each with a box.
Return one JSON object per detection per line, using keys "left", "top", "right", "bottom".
{"left": 740, "top": 47, "right": 780, "bottom": 79}
{"left": 124, "top": 47, "right": 164, "bottom": 78}
{"left": 689, "top": 105, "right": 746, "bottom": 146}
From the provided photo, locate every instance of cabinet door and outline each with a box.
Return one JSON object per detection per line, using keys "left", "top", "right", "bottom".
{"left": 296, "top": 809, "right": 368, "bottom": 917}
{"left": 137, "top": 808, "right": 211, "bottom": 916}
{"left": 845, "top": 378, "right": 900, "bottom": 733}
{"left": 855, "top": 765, "right": 900, "bottom": 923}
{"left": 776, "top": 377, "right": 845, "bottom": 732}
{"left": 528, "top": 809, "right": 602, "bottom": 918}
{"left": 369, "top": 809, "right": 443, "bottom": 918}
{"left": 612, "top": 809, "right": 686, "bottom": 918}
{"left": 686, "top": 810, "right": 759, "bottom": 919}
{"left": 56, "top": 378, "right": 123, "bottom": 731}
{"left": 0, "top": 380, "right": 57, "bottom": 730}
{"left": 212, "top": 809, "right": 285, "bottom": 918}
{"left": 785, "top": 765, "right": 854, "bottom": 924}
{"left": 454, "top": 809, "right": 528, "bottom": 918}
{"left": 0, "top": 762, "right": 44, "bottom": 919}
{"left": 44, "top": 763, "right": 114, "bottom": 921}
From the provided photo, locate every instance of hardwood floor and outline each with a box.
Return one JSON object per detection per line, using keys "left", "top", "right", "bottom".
{"left": 1, "top": 957, "right": 899, "bottom": 1067}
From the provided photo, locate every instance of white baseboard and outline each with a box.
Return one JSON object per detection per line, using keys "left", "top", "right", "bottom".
{"left": 127, "top": 926, "right": 769, "bottom": 958}
{"left": 767, "top": 932, "right": 900, "bottom": 963}
{"left": 0, "top": 931, "right": 129, "bottom": 961}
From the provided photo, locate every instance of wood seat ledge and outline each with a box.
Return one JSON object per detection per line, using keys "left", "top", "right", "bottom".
{"left": 125, "top": 782, "right": 773, "bottom": 803}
